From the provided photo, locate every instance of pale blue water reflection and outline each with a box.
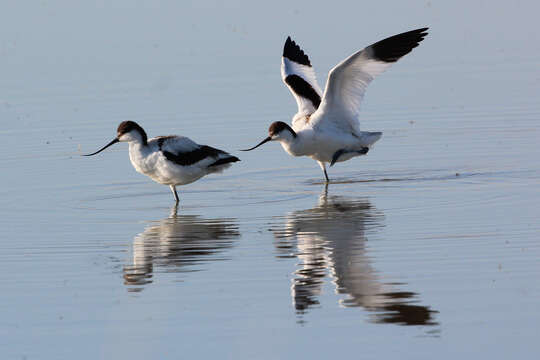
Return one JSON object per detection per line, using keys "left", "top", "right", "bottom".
{"left": 272, "top": 188, "right": 438, "bottom": 326}
{"left": 123, "top": 206, "right": 239, "bottom": 291}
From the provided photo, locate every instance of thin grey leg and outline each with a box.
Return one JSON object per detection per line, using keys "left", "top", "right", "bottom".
{"left": 169, "top": 203, "right": 179, "bottom": 218}
{"left": 318, "top": 161, "right": 330, "bottom": 183}
{"left": 170, "top": 185, "right": 179, "bottom": 203}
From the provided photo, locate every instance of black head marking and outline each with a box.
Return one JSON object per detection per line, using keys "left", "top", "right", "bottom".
{"left": 269, "top": 121, "right": 297, "bottom": 138}
{"left": 117, "top": 121, "right": 148, "bottom": 145}
{"left": 283, "top": 36, "right": 312, "bottom": 66}
{"left": 117, "top": 120, "right": 142, "bottom": 135}
{"left": 370, "top": 28, "right": 429, "bottom": 63}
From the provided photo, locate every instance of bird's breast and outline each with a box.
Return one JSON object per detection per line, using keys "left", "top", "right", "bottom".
{"left": 128, "top": 146, "right": 159, "bottom": 176}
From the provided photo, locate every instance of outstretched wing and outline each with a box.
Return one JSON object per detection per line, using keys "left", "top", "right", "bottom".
{"left": 281, "top": 37, "right": 323, "bottom": 122}
{"left": 312, "top": 28, "right": 428, "bottom": 134}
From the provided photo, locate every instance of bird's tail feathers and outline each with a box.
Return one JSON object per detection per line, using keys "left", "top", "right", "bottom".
{"left": 209, "top": 155, "right": 240, "bottom": 167}
{"left": 359, "top": 131, "right": 382, "bottom": 147}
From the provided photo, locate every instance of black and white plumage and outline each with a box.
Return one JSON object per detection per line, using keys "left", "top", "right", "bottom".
{"left": 282, "top": 36, "right": 323, "bottom": 125}
{"left": 242, "top": 28, "right": 429, "bottom": 182}
{"left": 83, "top": 121, "right": 240, "bottom": 202}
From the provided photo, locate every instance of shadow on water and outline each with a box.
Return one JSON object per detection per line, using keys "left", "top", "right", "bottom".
{"left": 273, "top": 186, "right": 438, "bottom": 326}
{"left": 123, "top": 205, "right": 240, "bottom": 292}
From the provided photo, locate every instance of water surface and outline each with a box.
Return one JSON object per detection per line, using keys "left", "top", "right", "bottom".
{"left": 1, "top": 1, "right": 539, "bottom": 359}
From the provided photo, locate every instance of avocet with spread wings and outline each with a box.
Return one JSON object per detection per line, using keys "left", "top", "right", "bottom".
{"left": 241, "top": 28, "right": 428, "bottom": 182}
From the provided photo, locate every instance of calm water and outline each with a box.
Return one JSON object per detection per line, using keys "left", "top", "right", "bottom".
{"left": 1, "top": 1, "right": 539, "bottom": 359}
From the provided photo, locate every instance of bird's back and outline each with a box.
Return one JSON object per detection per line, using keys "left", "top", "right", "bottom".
{"left": 150, "top": 135, "right": 200, "bottom": 154}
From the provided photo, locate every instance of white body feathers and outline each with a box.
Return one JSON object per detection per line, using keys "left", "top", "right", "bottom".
{"left": 128, "top": 136, "right": 234, "bottom": 186}
{"left": 272, "top": 29, "right": 428, "bottom": 171}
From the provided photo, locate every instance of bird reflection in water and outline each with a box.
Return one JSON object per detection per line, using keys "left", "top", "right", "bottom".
{"left": 273, "top": 186, "right": 438, "bottom": 326}
{"left": 123, "top": 205, "right": 240, "bottom": 292}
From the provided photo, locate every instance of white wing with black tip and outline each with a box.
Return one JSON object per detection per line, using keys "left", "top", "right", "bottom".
{"left": 281, "top": 37, "right": 323, "bottom": 122}
{"left": 312, "top": 28, "right": 429, "bottom": 134}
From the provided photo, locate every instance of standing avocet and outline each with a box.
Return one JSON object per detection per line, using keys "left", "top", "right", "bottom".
{"left": 241, "top": 28, "right": 428, "bottom": 182}
{"left": 84, "top": 121, "right": 240, "bottom": 202}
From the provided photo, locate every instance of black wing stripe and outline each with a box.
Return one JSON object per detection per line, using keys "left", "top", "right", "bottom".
{"left": 371, "top": 28, "right": 429, "bottom": 63}
{"left": 283, "top": 36, "right": 312, "bottom": 66}
{"left": 209, "top": 156, "right": 240, "bottom": 167}
{"left": 163, "top": 145, "right": 226, "bottom": 166}
{"left": 157, "top": 136, "right": 175, "bottom": 150}
{"left": 285, "top": 74, "right": 321, "bottom": 109}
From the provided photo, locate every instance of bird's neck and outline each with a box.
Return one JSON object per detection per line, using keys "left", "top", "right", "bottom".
{"left": 128, "top": 139, "right": 151, "bottom": 152}
{"left": 128, "top": 140, "right": 152, "bottom": 161}
{"left": 279, "top": 131, "right": 310, "bottom": 156}
{"left": 126, "top": 127, "right": 151, "bottom": 146}
{"left": 128, "top": 141, "right": 155, "bottom": 175}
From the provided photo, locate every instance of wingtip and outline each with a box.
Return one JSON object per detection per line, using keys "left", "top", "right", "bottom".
{"left": 370, "top": 27, "right": 430, "bottom": 63}
{"left": 283, "top": 36, "right": 311, "bottom": 66}
{"left": 283, "top": 36, "right": 292, "bottom": 55}
{"left": 283, "top": 36, "right": 293, "bottom": 53}
{"left": 414, "top": 27, "right": 430, "bottom": 41}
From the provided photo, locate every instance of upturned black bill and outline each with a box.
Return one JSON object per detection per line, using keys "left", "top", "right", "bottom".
{"left": 82, "top": 138, "right": 119, "bottom": 156}
{"left": 239, "top": 136, "right": 272, "bottom": 151}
